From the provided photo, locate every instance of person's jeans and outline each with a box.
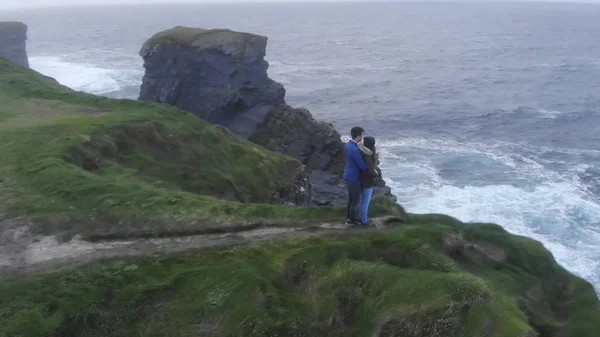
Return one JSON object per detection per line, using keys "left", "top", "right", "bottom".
{"left": 360, "top": 187, "right": 374, "bottom": 223}
{"left": 345, "top": 180, "right": 362, "bottom": 223}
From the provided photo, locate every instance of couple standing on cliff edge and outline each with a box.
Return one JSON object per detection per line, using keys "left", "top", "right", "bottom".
{"left": 343, "top": 126, "right": 382, "bottom": 227}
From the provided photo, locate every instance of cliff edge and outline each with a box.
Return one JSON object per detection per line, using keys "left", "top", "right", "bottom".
{"left": 138, "top": 26, "right": 394, "bottom": 206}
{"left": 0, "top": 22, "right": 29, "bottom": 67}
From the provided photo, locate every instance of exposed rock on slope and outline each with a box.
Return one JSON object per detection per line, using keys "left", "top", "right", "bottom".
{"left": 250, "top": 105, "right": 393, "bottom": 205}
{"left": 0, "top": 22, "right": 29, "bottom": 67}
{"left": 138, "top": 26, "right": 394, "bottom": 205}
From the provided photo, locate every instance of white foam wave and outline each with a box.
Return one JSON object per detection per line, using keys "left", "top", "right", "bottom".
{"left": 378, "top": 136, "right": 600, "bottom": 293}
{"left": 538, "top": 108, "right": 564, "bottom": 119}
{"left": 395, "top": 182, "right": 600, "bottom": 286}
{"left": 378, "top": 137, "right": 599, "bottom": 191}
{"left": 580, "top": 56, "right": 600, "bottom": 68}
{"left": 29, "top": 56, "right": 143, "bottom": 95}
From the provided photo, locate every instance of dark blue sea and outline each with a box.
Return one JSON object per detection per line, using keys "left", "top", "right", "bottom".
{"left": 2, "top": 1, "right": 600, "bottom": 293}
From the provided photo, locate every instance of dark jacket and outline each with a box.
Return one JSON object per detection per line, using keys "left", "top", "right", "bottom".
{"left": 343, "top": 141, "right": 367, "bottom": 183}
{"left": 358, "top": 141, "right": 380, "bottom": 189}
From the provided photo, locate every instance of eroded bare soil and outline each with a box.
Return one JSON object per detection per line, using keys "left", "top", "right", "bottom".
{"left": 0, "top": 217, "right": 402, "bottom": 273}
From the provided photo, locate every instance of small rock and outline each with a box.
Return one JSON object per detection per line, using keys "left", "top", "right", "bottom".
{"left": 124, "top": 264, "right": 138, "bottom": 271}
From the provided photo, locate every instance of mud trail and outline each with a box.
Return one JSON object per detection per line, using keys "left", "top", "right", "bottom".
{"left": 0, "top": 217, "right": 403, "bottom": 273}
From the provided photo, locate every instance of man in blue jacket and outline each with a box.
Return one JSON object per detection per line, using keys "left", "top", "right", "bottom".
{"left": 343, "top": 126, "right": 367, "bottom": 226}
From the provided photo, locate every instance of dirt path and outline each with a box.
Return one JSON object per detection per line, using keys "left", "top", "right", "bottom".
{"left": 0, "top": 217, "right": 402, "bottom": 273}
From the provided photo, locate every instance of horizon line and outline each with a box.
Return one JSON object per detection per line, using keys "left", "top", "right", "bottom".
{"left": 3, "top": 0, "right": 600, "bottom": 12}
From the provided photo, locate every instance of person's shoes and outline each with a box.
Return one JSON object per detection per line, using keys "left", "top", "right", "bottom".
{"left": 357, "top": 220, "right": 375, "bottom": 227}
{"left": 345, "top": 219, "right": 355, "bottom": 227}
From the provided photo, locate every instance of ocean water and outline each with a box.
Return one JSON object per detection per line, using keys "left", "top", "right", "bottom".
{"left": 2, "top": 2, "right": 600, "bottom": 293}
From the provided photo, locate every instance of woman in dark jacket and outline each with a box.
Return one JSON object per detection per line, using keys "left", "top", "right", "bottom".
{"left": 358, "top": 136, "right": 380, "bottom": 225}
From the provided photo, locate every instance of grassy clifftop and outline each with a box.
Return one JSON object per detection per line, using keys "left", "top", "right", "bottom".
{"left": 143, "top": 26, "right": 256, "bottom": 46}
{"left": 0, "top": 57, "right": 599, "bottom": 336}
{"left": 0, "top": 57, "right": 369, "bottom": 239}
{"left": 140, "top": 26, "right": 264, "bottom": 57}
{"left": 1, "top": 216, "right": 598, "bottom": 337}
{"left": 0, "top": 22, "right": 27, "bottom": 35}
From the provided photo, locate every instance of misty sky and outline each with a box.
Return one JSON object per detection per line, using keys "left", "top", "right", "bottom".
{"left": 3, "top": 0, "right": 352, "bottom": 10}
{"left": 2, "top": 0, "right": 599, "bottom": 10}
{"left": 0, "top": 0, "right": 599, "bottom": 11}
{"left": 0, "top": 0, "right": 306, "bottom": 10}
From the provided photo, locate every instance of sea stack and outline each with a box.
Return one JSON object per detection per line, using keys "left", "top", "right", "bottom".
{"left": 138, "top": 26, "right": 395, "bottom": 205}
{"left": 0, "top": 22, "right": 29, "bottom": 67}
{"left": 138, "top": 27, "right": 285, "bottom": 137}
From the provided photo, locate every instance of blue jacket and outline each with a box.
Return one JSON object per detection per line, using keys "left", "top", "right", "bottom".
{"left": 343, "top": 141, "right": 367, "bottom": 183}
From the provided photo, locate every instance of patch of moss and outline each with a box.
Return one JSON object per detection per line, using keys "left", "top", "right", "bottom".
{"left": 0, "top": 22, "right": 27, "bottom": 35}
{"left": 140, "top": 26, "right": 263, "bottom": 56}
{"left": 144, "top": 26, "right": 230, "bottom": 46}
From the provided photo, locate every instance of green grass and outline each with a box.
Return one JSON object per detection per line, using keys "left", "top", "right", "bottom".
{"left": 1, "top": 217, "right": 598, "bottom": 336}
{"left": 142, "top": 26, "right": 257, "bottom": 50}
{"left": 0, "top": 57, "right": 402, "bottom": 239}
{"left": 0, "top": 22, "right": 27, "bottom": 35}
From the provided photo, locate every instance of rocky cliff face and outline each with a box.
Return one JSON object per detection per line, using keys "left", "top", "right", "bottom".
{"left": 249, "top": 105, "right": 394, "bottom": 205}
{"left": 0, "top": 22, "right": 29, "bottom": 67}
{"left": 138, "top": 26, "right": 394, "bottom": 205}
{"left": 139, "top": 27, "right": 285, "bottom": 137}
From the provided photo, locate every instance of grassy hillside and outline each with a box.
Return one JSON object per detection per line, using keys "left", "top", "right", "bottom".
{"left": 0, "top": 57, "right": 396, "bottom": 239}
{"left": 1, "top": 215, "right": 598, "bottom": 337}
{"left": 0, "top": 57, "right": 598, "bottom": 337}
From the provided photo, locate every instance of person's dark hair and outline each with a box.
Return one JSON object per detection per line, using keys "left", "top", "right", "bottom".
{"left": 363, "top": 136, "right": 376, "bottom": 151}
{"left": 350, "top": 126, "right": 364, "bottom": 140}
